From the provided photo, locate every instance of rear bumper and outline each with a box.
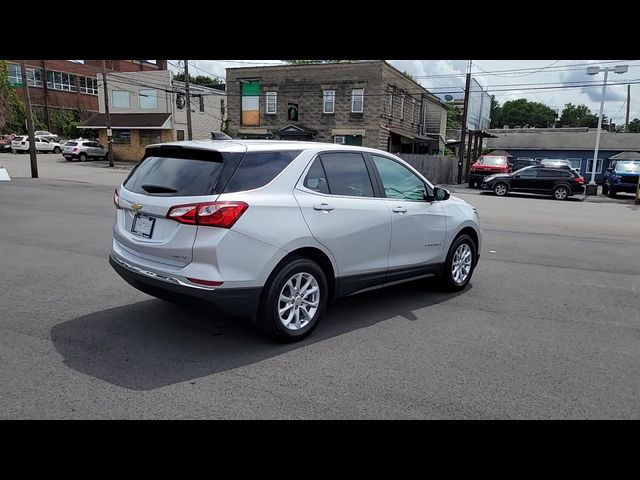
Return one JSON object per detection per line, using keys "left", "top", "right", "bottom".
{"left": 109, "top": 254, "right": 262, "bottom": 317}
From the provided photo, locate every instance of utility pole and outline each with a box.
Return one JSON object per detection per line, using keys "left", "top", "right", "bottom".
{"left": 625, "top": 84, "right": 631, "bottom": 132}
{"left": 457, "top": 60, "right": 472, "bottom": 184}
{"left": 102, "top": 60, "right": 114, "bottom": 167}
{"left": 184, "top": 60, "right": 193, "bottom": 140}
{"left": 20, "top": 61, "right": 38, "bottom": 178}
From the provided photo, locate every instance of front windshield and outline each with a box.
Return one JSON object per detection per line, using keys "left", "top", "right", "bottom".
{"left": 479, "top": 156, "right": 507, "bottom": 166}
{"left": 615, "top": 161, "right": 640, "bottom": 173}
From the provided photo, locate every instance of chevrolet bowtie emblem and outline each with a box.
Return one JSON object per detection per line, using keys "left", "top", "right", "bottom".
{"left": 131, "top": 203, "right": 142, "bottom": 211}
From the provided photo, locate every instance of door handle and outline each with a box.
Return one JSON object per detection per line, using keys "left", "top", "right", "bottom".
{"left": 313, "top": 203, "right": 334, "bottom": 211}
{"left": 392, "top": 206, "right": 408, "bottom": 214}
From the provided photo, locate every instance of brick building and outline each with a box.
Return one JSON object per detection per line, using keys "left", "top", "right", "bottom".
{"left": 225, "top": 61, "right": 447, "bottom": 154}
{"left": 79, "top": 69, "right": 226, "bottom": 161}
{"left": 6, "top": 60, "right": 165, "bottom": 134}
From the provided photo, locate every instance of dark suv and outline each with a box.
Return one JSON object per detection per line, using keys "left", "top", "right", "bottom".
{"left": 481, "top": 166, "right": 585, "bottom": 200}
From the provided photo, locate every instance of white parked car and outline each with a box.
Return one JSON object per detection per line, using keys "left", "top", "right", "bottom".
{"left": 11, "top": 135, "right": 63, "bottom": 154}
{"left": 110, "top": 140, "right": 482, "bottom": 342}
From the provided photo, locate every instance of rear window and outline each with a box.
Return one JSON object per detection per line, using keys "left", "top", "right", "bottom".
{"left": 66, "top": 141, "right": 78, "bottom": 146}
{"left": 479, "top": 156, "right": 507, "bottom": 166}
{"left": 223, "top": 150, "right": 302, "bottom": 193}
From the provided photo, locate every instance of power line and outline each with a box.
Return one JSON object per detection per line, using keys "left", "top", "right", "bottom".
{"left": 472, "top": 60, "right": 562, "bottom": 78}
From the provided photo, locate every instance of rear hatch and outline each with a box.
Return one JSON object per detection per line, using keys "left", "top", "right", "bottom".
{"left": 63, "top": 141, "right": 78, "bottom": 155}
{"left": 114, "top": 144, "right": 247, "bottom": 268}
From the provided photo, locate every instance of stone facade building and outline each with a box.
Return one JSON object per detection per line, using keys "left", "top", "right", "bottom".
{"left": 226, "top": 61, "right": 447, "bottom": 154}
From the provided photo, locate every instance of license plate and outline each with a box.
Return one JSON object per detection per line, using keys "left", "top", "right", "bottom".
{"left": 131, "top": 214, "right": 155, "bottom": 238}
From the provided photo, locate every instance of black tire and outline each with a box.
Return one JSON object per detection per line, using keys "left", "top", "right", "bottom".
{"left": 53, "top": 147, "right": 61, "bottom": 154}
{"left": 257, "top": 256, "right": 328, "bottom": 342}
{"left": 609, "top": 187, "right": 617, "bottom": 198}
{"left": 79, "top": 152, "right": 87, "bottom": 162}
{"left": 601, "top": 183, "right": 609, "bottom": 195}
{"left": 440, "top": 234, "right": 477, "bottom": 292}
{"left": 65, "top": 157, "right": 73, "bottom": 161}
{"left": 493, "top": 182, "right": 508, "bottom": 196}
{"left": 468, "top": 179, "right": 475, "bottom": 188}
{"left": 553, "top": 185, "right": 570, "bottom": 200}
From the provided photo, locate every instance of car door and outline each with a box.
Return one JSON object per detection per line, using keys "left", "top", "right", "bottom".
{"left": 369, "top": 154, "right": 447, "bottom": 274}
{"left": 536, "top": 168, "right": 562, "bottom": 193}
{"left": 39, "top": 137, "right": 53, "bottom": 152}
{"left": 509, "top": 167, "right": 538, "bottom": 192}
{"left": 293, "top": 152, "right": 391, "bottom": 286}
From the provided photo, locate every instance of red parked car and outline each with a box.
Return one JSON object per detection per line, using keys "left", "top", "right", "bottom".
{"left": 468, "top": 155, "right": 510, "bottom": 188}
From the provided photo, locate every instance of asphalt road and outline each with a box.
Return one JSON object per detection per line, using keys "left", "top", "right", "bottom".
{"left": 1, "top": 158, "right": 639, "bottom": 419}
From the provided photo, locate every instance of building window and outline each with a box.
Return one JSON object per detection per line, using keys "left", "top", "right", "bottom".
{"left": 199, "top": 95, "right": 205, "bottom": 112}
{"left": 241, "top": 80, "right": 260, "bottom": 126}
{"left": 400, "top": 94, "right": 405, "bottom": 120}
{"left": 334, "top": 136, "right": 346, "bottom": 144}
{"left": 27, "top": 68, "right": 43, "bottom": 87}
{"left": 139, "top": 130, "right": 162, "bottom": 146}
{"left": 46, "top": 71, "right": 77, "bottom": 92}
{"left": 8, "top": 63, "right": 22, "bottom": 85}
{"left": 138, "top": 89, "right": 157, "bottom": 109}
{"left": 112, "top": 90, "right": 130, "bottom": 109}
{"left": 586, "top": 158, "right": 603, "bottom": 174}
{"left": 351, "top": 88, "right": 364, "bottom": 113}
{"left": 323, "top": 90, "right": 335, "bottom": 114}
{"left": 113, "top": 130, "right": 131, "bottom": 145}
{"left": 266, "top": 92, "right": 277, "bottom": 114}
{"left": 566, "top": 158, "right": 583, "bottom": 170}
{"left": 80, "top": 77, "right": 98, "bottom": 95}
{"left": 387, "top": 91, "right": 393, "bottom": 117}
{"left": 177, "top": 130, "right": 185, "bottom": 141}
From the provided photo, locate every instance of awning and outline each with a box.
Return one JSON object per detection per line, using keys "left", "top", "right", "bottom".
{"left": 79, "top": 113, "right": 172, "bottom": 129}
{"left": 608, "top": 151, "right": 640, "bottom": 160}
{"left": 386, "top": 126, "right": 438, "bottom": 142}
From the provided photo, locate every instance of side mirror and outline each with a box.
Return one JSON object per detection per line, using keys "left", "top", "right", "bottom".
{"left": 427, "top": 186, "right": 450, "bottom": 202}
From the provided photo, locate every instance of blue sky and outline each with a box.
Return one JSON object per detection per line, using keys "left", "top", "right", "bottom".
{"left": 177, "top": 60, "right": 640, "bottom": 126}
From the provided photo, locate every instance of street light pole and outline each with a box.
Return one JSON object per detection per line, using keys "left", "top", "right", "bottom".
{"left": 585, "top": 64, "right": 628, "bottom": 195}
{"left": 590, "top": 68, "right": 608, "bottom": 186}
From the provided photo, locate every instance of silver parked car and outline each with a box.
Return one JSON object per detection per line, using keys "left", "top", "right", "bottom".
{"left": 62, "top": 140, "right": 109, "bottom": 162}
{"left": 110, "top": 140, "right": 482, "bottom": 341}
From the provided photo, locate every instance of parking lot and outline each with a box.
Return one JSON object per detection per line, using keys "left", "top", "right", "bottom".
{"left": 1, "top": 152, "right": 640, "bottom": 419}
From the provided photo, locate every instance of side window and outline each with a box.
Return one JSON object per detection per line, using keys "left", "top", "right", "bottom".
{"left": 319, "top": 152, "right": 374, "bottom": 197}
{"left": 372, "top": 155, "right": 426, "bottom": 201}
{"left": 519, "top": 168, "right": 538, "bottom": 177}
{"left": 303, "top": 158, "right": 330, "bottom": 194}
{"left": 223, "top": 150, "right": 302, "bottom": 193}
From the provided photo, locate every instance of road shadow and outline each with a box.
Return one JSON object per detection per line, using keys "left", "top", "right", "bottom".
{"left": 50, "top": 278, "right": 469, "bottom": 391}
{"left": 477, "top": 191, "right": 583, "bottom": 202}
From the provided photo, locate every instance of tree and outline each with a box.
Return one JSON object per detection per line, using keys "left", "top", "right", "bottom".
{"left": 445, "top": 103, "right": 461, "bottom": 129}
{"left": 558, "top": 103, "right": 603, "bottom": 128}
{"left": 490, "top": 96, "right": 503, "bottom": 128}
{"left": 497, "top": 98, "right": 557, "bottom": 128}
{"left": 628, "top": 118, "right": 640, "bottom": 133}
{"left": 173, "top": 73, "right": 224, "bottom": 91}
{"left": 0, "top": 60, "right": 26, "bottom": 134}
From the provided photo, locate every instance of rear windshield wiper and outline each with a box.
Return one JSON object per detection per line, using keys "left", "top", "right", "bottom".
{"left": 141, "top": 184, "right": 178, "bottom": 194}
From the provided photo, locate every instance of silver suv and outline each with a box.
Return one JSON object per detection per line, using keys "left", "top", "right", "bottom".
{"left": 62, "top": 140, "right": 109, "bottom": 162}
{"left": 110, "top": 140, "right": 482, "bottom": 341}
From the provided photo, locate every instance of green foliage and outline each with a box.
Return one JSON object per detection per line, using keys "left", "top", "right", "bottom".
{"left": 445, "top": 103, "right": 461, "bottom": 129}
{"left": 174, "top": 73, "right": 224, "bottom": 90}
{"left": 0, "top": 60, "right": 27, "bottom": 134}
{"left": 494, "top": 98, "right": 557, "bottom": 128}
{"left": 558, "top": 103, "right": 603, "bottom": 128}
{"left": 221, "top": 118, "right": 234, "bottom": 137}
{"left": 628, "top": 118, "right": 640, "bottom": 133}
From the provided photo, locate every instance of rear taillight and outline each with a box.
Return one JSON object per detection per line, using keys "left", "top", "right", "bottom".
{"left": 574, "top": 177, "right": 585, "bottom": 184}
{"left": 114, "top": 189, "right": 120, "bottom": 208}
{"left": 167, "top": 201, "right": 248, "bottom": 228}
